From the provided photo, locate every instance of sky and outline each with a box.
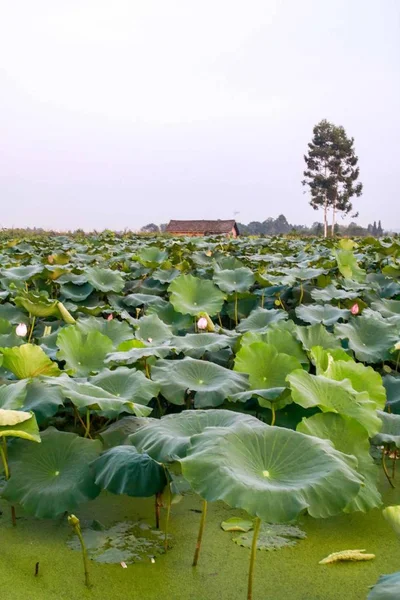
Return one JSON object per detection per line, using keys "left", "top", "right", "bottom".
{"left": 0, "top": 0, "right": 399, "bottom": 231}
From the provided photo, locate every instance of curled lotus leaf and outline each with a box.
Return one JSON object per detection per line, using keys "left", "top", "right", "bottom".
{"left": 335, "top": 315, "right": 399, "bottom": 363}
{"left": 288, "top": 370, "right": 382, "bottom": 437}
{"left": 151, "top": 357, "right": 249, "bottom": 408}
{"left": 297, "top": 413, "right": 381, "bottom": 512}
{"left": 0, "top": 409, "right": 40, "bottom": 442}
{"left": 236, "top": 308, "right": 287, "bottom": 333}
{"left": 295, "top": 304, "right": 350, "bottom": 326}
{"left": 57, "top": 327, "right": 114, "bottom": 376}
{"left": 1, "top": 344, "right": 61, "bottom": 379}
{"left": 180, "top": 422, "right": 362, "bottom": 522}
{"left": 372, "top": 411, "right": 400, "bottom": 448}
{"left": 92, "top": 445, "right": 167, "bottom": 497}
{"left": 129, "top": 409, "right": 259, "bottom": 462}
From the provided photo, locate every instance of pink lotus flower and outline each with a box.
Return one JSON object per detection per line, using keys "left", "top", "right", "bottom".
{"left": 350, "top": 303, "right": 359, "bottom": 315}
{"left": 107, "top": 314, "right": 114, "bottom": 321}
{"left": 197, "top": 317, "right": 208, "bottom": 330}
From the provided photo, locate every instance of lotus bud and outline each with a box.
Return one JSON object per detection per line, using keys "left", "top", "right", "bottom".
{"left": 197, "top": 317, "right": 208, "bottom": 330}
{"left": 68, "top": 514, "right": 80, "bottom": 527}
{"left": 383, "top": 506, "right": 400, "bottom": 537}
{"left": 395, "top": 341, "right": 400, "bottom": 352}
{"left": 15, "top": 323, "right": 28, "bottom": 337}
{"left": 350, "top": 303, "right": 359, "bottom": 315}
{"left": 147, "top": 337, "right": 153, "bottom": 343}
{"left": 107, "top": 314, "right": 114, "bottom": 321}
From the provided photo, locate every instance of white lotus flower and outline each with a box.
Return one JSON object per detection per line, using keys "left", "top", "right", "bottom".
{"left": 197, "top": 317, "right": 208, "bottom": 330}
{"left": 15, "top": 323, "right": 28, "bottom": 337}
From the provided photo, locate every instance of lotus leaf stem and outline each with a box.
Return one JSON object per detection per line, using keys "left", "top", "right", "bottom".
{"left": 192, "top": 499, "right": 207, "bottom": 567}
{"left": 392, "top": 451, "right": 397, "bottom": 480}
{"left": 382, "top": 446, "right": 395, "bottom": 489}
{"left": 68, "top": 514, "right": 91, "bottom": 588}
{"left": 234, "top": 293, "right": 238, "bottom": 326}
{"left": 28, "top": 316, "right": 36, "bottom": 343}
{"left": 1, "top": 439, "right": 16, "bottom": 526}
{"left": 164, "top": 489, "right": 172, "bottom": 552}
{"left": 247, "top": 517, "right": 261, "bottom": 600}
{"left": 84, "top": 409, "right": 91, "bottom": 438}
{"left": 270, "top": 406, "right": 276, "bottom": 427}
{"left": 155, "top": 492, "right": 162, "bottom": 529}
{"left": 299, "top": 282, "right": 304, "bottom": 305}
{"left": 217, "top": 313, "right": 223, "bottom": 328}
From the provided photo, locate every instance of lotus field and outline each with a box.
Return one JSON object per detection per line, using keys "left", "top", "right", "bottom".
{"left": 1, "top": 232, "right": 400, "bottom": 600}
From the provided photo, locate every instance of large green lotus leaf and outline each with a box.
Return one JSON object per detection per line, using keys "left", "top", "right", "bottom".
{"left": 240, "top": 326, "right": 308, "bottom": 366}
{"left": 134, "top": 314, "right": 173, "bottom": 344}
{"left": 311, "top": 284, "right": 358, "bottom": 302}
{"left": 282, "top": 267, "right": 325, "bottom": 281}
{"left": 57, "top": 377, "right": 153, "bottom": 418}
{"left": 295, "top": 324, "right": 341, "bottom": 351}
{"left": 1, "top": 264, "right": 43, "bottom": 281}
{"left": 123, "top": 293, "right": 168, "bottom": 311}
{"left": 152, "top": 268, "right": 180, "bottom": 284}
{"left": 323, "top": 359, "right": 386, "bottom": 409}
{"left": 76, "top": 316, "right": 133, "bottom": 347}
{"left": 236, "top": 307, "right": 287, "bottom": 333}
{"left": 335, "top": 249, "right": 366, "bottom": 282}
{"left": 105, "top": 343, "right": 174, "bottom": 366}
{"left": 92, "top": 445, "right": 167, "bottom": 497}
{"left": 384, "top": 376, "right": 400, "bottom": 413}
{"left": 129, "top": 409, "right": 259, "bottom": 463}
{"left": 0, "top": 344, "right": 61, "bottom": 379}
{"left": 0, "top": 409, "right": 40, "bottom": 442}
{"left": 151, "top": 357, "right": 249, "bottom": 407}
{"left": 168, "top": 274, "right": 225, "bottom": 316}
{"left": 22, "top": 378, "right": 64, "bottom": 423}
{"left": 371, "top": 299, "right": 400, "bottom": 319}
{"left": 297, "top": 413, "right": 381, "bottom": 512}
{"left": 287, "top": 370, "right": 381, "bottom": 437}
{"left": 368, "top": 571, "right": 400, "bottom": 600}
{"left": 295, "top": 304, "right": 350, "bottom": 326}
{"left": 91, "top": 367, "right": 159, "bottom": 406}
{"left": 86, "top": 267, "right": 125, "bottom": 293}
{"left": 372, "top": 411, "right": 400, "bottom": 448}
{"left": 2, "top": 427, "right": 102, "bottom": 518}
{"left": 57, "top": 327, "right": 113, "bottom": 376}
{"left": 136, "top": 246, "right": 168, "bottom": 267}
{"left": 172, "top": 333, "right": 236, "bottom": 359}
{"left": 213, "top": 267, "right": 255, "bottom": 293}
{"left": 60, "top": 282, "right": 94, "bottom": 302}
{"left": 234, "top": 342, "right": 302, "bottom": 390}
{"left": 99, "top": 416, "right": 152, "bottom": 448}
{"left": 180, "top": 422, "right": 362, "bottom": 522}
{"left": 335, "top": 315, "right": 399, "bottom": 363}
{"left": 0, "top": 380, "right": 28, "bottom": 409}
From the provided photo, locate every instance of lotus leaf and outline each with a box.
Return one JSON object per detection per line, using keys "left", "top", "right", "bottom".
{"left": 288, "top": 370, "right": 381, "bottom": 436}
{"left": 180, "top": 422, "right": 362, "bottom": 522}
{"left": 86, "top": 267, "right": 125, "bottom": 293}
{"left": 2, "top": 427, "right": 102, "bottom": 518}
{"left": 151, "top": 358, "right": 249, "bottom": 407}
{"left": 0, "top": 409, "right": 40, "bottom": 442}
{"left": 297, "top": 413, "right": 381, "bottom": 512}
{"left": 92, "top": 445, "right": 167, "bottom": 497}
{"left": 168, "top": 274, "right": 225, "bottom": 316}
{"left": 130, "top": 409, "right": 259, "bottom": 463}
{"left": 295, "top": 304, "right": 350, "bottom": 326}
{"left": 372, "top": 411, "right": 400, "bottom": 448}
{"left": 236, "top": 307, "right": 287, "bottom": 333}
{"left": 1, "top": 344, "right": 61, "bottom": 378}
{"left": 57, "top": 327, "right": 113, "bottom": 376}
{"left": 335, "top": 315, "right": 399, "bottom": 363}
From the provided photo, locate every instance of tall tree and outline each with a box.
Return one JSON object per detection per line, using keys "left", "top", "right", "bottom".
{"left": 302, "top": 119, "right": 363, "bottom": 237}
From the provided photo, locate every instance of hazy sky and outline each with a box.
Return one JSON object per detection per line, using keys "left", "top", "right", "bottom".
{"left": 1, "top": 0, "right": 399, "bottom": 231}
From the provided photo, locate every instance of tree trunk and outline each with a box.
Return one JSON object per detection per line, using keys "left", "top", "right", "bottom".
{"left": 331, "top": 199, "right": 336, "bottom": 237}
{"left": 323, "top": 200, "right": 328, "bottom": 238}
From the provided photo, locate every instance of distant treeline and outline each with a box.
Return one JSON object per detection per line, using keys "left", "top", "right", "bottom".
{"left": 235, "top": 215, "right": 387, "bottom": 237}
{"left": 140, "top": 216, "right": 389, "bottom": 237}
